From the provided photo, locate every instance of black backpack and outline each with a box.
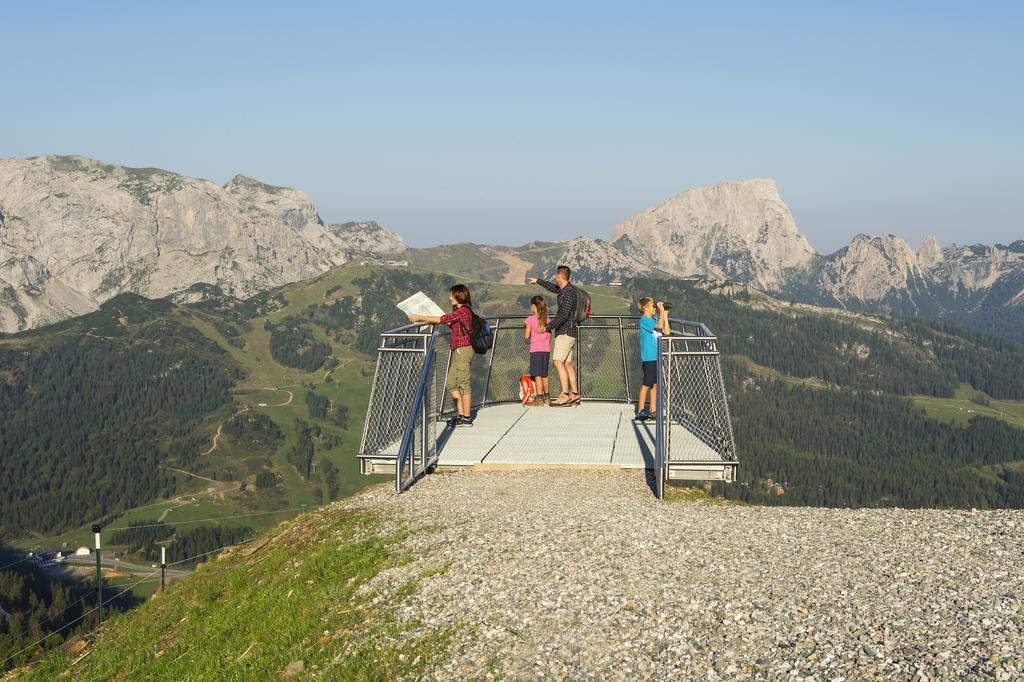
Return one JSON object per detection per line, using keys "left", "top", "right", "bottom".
{"left": 458, "top": 310, "right": 494, "bottom": 354}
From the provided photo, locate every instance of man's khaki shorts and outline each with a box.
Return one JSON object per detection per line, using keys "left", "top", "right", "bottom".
{"left": 445, "top": 346, "right": 473, "bottom": 394}
{"left": 551, "top": 334, "right": 577, "bottom": 364}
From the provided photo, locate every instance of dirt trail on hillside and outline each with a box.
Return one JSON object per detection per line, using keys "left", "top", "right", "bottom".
{"left": 261, "top": 388, "right": 293, "bottom": 406}
{"left": 487, "top": 248, "right": 532, "bottom": 285}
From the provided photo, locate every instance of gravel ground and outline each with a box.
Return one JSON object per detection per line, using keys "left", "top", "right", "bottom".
{"left": 352, "top": 469, "right": 1024, "bottom": 680}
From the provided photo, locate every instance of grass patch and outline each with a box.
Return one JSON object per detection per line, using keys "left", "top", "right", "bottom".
{"left": 664, "top": 485, "right": 733, "bottom": 504}
{"left": 17, "top": 509, "right": 452, "bottom": 679}
{"left": 912, "top": 383, "right": 1024, "bottom": 429}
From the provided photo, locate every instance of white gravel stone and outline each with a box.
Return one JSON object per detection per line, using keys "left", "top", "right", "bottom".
{"left": 346, "top": 469, "right": 1024, "bottom": 680}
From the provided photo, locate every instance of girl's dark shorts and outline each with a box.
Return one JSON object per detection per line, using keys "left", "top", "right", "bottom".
{"left": 642, "top": 360, "right": 657, "bottom": 388}
{"left": 529, "top": 351, "right": 550, "bottom": 377}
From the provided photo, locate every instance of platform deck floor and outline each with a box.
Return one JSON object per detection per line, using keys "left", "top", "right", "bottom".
{"left": 435, "top": 402, "right": 723, "bottom": 468}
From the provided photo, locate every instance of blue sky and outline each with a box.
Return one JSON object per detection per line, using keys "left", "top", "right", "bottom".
{"left": 4, "top": 1, "right": 1022, "bottom": 251}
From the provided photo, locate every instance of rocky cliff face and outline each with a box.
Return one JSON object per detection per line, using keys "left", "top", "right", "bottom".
{"left": 611, "top": 179, "right": 818, "bottom": 290}
{"left": 815, "top": 234, "right": 936, "bottom": 312}
{"left": 0, "top": 155, "right": 404, "bottom": 332}
{"left": 552, "top": 236, "right": 657, "bottom": 284}
{"left": 811, "top": 234, "right": 1024, "bottom": 317}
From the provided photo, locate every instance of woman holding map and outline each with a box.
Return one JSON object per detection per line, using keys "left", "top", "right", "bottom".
{"left": 407, "top": 284, "right": 475, "bottom": 427}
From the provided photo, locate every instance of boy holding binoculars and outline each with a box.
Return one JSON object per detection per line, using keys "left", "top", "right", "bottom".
{"left": 636, "top": 298, "right": 671, "bottom": 421}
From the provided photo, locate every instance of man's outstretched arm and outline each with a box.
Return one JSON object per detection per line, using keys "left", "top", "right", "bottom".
{"left": 530, "top": 277, "right": 560, "bottom": 294}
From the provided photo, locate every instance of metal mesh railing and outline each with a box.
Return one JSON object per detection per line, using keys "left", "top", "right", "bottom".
{"left": 359, "top": 333, "right": 431, "bottom": 458}
{"left": 434, "top": 316, "right": 651, "bottom": 409}
{"left": 662, "top": 336, "right": 737, "bottom": 461}
{"left": 359, "top": 313, "right": 737, "bottom": 496}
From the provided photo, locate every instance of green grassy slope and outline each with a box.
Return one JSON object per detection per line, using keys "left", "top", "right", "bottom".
{"left": 13, "top": 503, "right": 453, "bottom": 679}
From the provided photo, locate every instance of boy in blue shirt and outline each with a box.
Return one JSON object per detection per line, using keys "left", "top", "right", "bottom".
{"left": 636, "top": 298, "right": 670, "bottom": 421}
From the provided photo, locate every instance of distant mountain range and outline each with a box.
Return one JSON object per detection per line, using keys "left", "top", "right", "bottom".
{"left": 2, "top": 155, "right": 1021, "bottom": 341}
{"left": 399, "top": 179, "right": 1024, "bottom": 342}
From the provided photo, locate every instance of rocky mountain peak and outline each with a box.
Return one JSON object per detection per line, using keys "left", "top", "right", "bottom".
{"left": 816, "top": 234, "right": 929, "bottom": 307}
{"left": 553, "top": 236, "right": 653, "bottom": 284}
{"left": 0, "top": 155, "right": 404, "bottom": 333}
{"left": 611, "top": 178, "right": 817, "bottom": 290}
{"left": 327, "top": 221, "right": 406, "bottom": 256}
{"left": 918, "top": 235, "right": 944, "bottom": 268}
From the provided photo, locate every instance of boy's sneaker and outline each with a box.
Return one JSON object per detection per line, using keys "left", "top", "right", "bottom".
{"left": 526, "top": 397, "right": 545, "bottom": 407}
{"left": 635, "top": 409, "right": 650, "bottom": 421}
{"left": 456, "top": 415, "right": 474, "bottom": 427}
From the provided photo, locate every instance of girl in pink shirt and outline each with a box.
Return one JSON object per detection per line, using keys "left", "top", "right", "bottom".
{"left": 523, "top": 295, "right": 552, "bottom": 405}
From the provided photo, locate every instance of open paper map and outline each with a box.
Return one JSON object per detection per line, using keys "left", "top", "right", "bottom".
{"left": 397, "top": 291, "right": 446, "bottom": 318}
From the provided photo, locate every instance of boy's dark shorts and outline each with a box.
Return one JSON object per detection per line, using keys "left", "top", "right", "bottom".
{"left": 529, "top": 351, "right": 550, "bottom": 377}
{"left": 642, "top": 360, "right": 657, "bottom": 388}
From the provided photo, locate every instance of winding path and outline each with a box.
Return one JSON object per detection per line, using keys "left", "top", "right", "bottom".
{"left": 262, "top": 388, "right": 293, "bottom": 407}
{"left": 161, "top": 465, "right": 223, "bottom": 485}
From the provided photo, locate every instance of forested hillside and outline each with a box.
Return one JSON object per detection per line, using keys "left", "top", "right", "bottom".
{"left": 0, "top": 295, "right": 237, "bottom": 537}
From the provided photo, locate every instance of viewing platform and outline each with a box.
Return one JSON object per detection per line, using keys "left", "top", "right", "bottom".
{"left": 358, "top": 314, "right": 738, "bottom": 498}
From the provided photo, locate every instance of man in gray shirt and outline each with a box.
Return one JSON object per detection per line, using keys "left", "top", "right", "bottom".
{"left": 529, "top": 265, "right": 580, "bottom": 406}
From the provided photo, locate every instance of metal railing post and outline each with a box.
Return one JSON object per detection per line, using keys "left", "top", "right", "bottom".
{"left": 654, "top": 340, "right": 665, "bottom": 500}
{"left": 420, "top": 381, "right": 428, "bottom": 470}
{"left": 576, "top": 324, "right": 584, "bottom": 397}
{"left": 619, "top": 317, "right": 631, "bottom": 403}
{"left": 395, "top": 335, "right": 437, "bottom": 492}
{"left": 480, "top": 317, "right": 499, "bottom": 408}
{"left": 663, "top": 339, "right": 673, "bottom": 487}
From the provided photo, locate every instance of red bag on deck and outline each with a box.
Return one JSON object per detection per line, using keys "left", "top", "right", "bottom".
{"left": 519, "top": 374, "right": 535, "bottom": 403}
